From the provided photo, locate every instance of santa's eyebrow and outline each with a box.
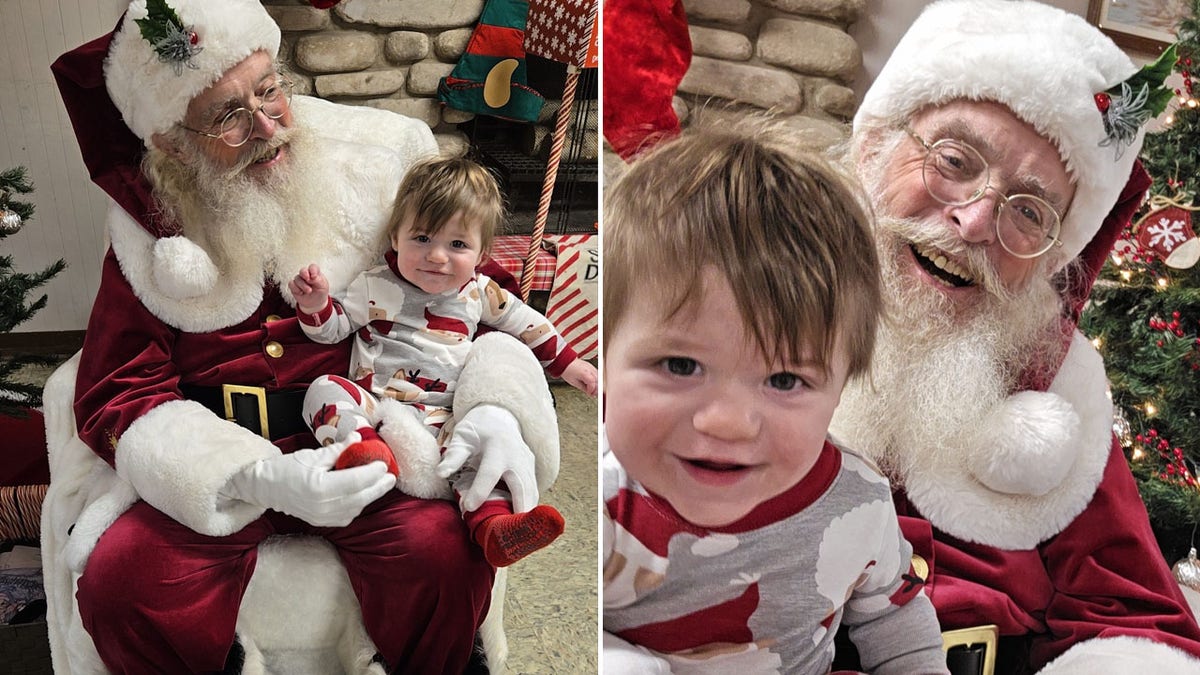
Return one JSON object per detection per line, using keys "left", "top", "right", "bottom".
{"left": 195, "top": 72, "right": 280, "bottom": 122}
{"left": 926, "top": 120, "right": 1067, "bottom": 211}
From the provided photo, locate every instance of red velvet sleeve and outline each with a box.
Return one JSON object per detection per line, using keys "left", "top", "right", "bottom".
{"left": 1035, "top": 435, "right": 1200, "bottom": 665}
{"left": 73, "top": 249, "right": 183, "bottom": 466}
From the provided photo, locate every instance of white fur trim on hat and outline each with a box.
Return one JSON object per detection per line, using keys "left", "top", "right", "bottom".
{"left": 105, "top": 0, "right": 281, "bottom": 144}
{"left": 855, "top": 0, "right": 1141, "bottom": 272}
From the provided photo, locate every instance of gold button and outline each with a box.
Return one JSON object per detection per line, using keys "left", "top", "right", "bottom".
{"left": 265, "top": 341, "right": 284, "bottom": 358}
{"left": 265, "top": 314, "right": 282, "bottom": 323}
{"left": 911, "top": 554, "right": 929, "bottom": 582}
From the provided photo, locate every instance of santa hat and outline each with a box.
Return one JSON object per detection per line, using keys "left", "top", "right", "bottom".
{"left": 855, "top": 0, "right": 1156, "bottom": 273}
{"left": 105, "top": 0, "right": 281, "bottom": 145}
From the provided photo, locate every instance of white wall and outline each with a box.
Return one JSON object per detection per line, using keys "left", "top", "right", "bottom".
{"left": 0, "top": 0, "right": 127, "bottom": 333}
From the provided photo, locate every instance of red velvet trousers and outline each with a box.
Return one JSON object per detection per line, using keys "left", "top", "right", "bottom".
{"left": 77, "top": 491, "right": 494, "bottom": 674}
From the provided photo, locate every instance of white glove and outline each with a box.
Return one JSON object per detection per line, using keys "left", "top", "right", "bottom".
{"left": 437, "top": 404, "right": 537, "bottom": 513}
{"left": 222, "top": 443, "right": 396, "bottom": 527}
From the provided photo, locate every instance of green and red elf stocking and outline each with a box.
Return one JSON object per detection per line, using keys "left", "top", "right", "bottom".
{"left": 438, "top": 0, "right": 544, "bottom": 122}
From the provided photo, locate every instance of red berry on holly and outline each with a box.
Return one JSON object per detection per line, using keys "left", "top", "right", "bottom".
{"left": 1094, "top": 92, "right": 1111, "bottom": 112}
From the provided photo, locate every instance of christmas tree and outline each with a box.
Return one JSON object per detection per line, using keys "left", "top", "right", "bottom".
{"left": 1079, "top": 1, "right": 1200, "bottom": 565}
{"left": 0, "top": 167, "right": 67, "bottom": 417}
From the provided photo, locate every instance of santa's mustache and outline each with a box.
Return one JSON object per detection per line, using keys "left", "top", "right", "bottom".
{"left": 224, "top": 126, "right": 295, "bottom": 176}
{"left": 875, "top": 214, "right": 1016, "bottom": 300}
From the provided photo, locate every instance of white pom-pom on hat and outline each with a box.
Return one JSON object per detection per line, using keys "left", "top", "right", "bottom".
{"left": 152, "top": 235, "right": 218, "bottom": 299}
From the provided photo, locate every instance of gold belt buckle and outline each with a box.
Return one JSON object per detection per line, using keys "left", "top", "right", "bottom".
{"left": 221, "top": 384, "right": 270, "bottom": 439}
{"left": 942, "top": 624, "right": 998, "bottom": 675}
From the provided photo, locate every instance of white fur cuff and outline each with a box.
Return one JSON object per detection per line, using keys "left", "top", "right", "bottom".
{"left": 116, "top": 399, "right": 281, "bottom": 535}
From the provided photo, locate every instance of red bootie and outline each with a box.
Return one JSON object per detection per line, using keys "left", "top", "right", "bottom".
{"left": 334, "top": 438, "right": 400, "bottom": 478}
{"left": 474, "top": 504, "right": 566, "bottom": 567}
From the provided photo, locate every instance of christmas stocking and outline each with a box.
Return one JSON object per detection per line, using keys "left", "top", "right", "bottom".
{"left": 602, "top": 0, "right": 692, "bottom": 160}
{"left": 438, "top": 0, "right": 544, "bottom": 122}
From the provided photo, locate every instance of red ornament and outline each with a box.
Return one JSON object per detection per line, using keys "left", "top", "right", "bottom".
{"left": 188, "top": 30, "right": 198, "bottom": 45}
{"left": 1094, "top": 92, "right": 1111, "bottom": 113}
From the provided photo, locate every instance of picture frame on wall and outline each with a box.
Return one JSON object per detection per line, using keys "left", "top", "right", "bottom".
{"left": 1087, "top": 0, "right": 1187, "bottom": 54}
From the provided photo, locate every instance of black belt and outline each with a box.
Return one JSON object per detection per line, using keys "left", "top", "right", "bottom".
{"left": 181, "top": 384, "right": 309, "bottom": 441}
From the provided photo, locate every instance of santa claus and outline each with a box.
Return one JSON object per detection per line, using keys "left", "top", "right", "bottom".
{"left": 42, "top": 0, "right": 558, "bottom": 673}
{"left": 830, "top": 1, "right": 1200, "bottom": 672}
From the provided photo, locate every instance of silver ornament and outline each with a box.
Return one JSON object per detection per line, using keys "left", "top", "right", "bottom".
{"left": 1113, "top": 408, "right": 1133, "bottom": 448}
{"left": 1173, "top": 547, "right": 1200, "bottom": 592}
{"left": 0, "top": 208, "right": 22, "bottom": 234}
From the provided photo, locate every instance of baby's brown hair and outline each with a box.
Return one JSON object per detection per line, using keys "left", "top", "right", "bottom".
{"left": 603, "top": 116, "right": 882, "bottom": 379}
{"left": 388, "top": 155, "right": 505, "bottom": 253}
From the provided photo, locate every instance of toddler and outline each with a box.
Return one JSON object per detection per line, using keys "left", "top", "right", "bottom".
{"left": 290, "top": 155, "right": 597, "bottom": 567}
{"left": 601, "top": 119, "right": 948, "bottom": 674}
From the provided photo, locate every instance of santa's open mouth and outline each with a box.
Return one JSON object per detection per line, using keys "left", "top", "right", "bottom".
{"left": 253, "top": 146, "right": 282, "bottom": 164}
{"left": 909, "top": 243, "right": 976, "bottom": 288}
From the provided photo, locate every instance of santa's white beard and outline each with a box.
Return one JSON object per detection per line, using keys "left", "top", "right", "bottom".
{"left": 831, "top": 211, "right": 1065, "bottom": 484}
{"left": 148, "top": 126, "right": 333, "bottom": 285}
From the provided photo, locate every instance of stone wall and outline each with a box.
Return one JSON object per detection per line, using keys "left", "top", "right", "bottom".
{"left": 262, "top": 0, "right": 594, "bottom": 160}
{"left": 604, "top": 0, "right": 861, "bottom": 179}
{"left": 679, "top": 0, "right": 862, "bottom": 148}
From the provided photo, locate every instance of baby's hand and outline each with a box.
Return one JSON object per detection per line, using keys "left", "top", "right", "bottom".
{"left": 289, "top": 263, "right": 330, "bottom": 315}
{"left": 561, "top": 358, "right": 598, "bottom": 397}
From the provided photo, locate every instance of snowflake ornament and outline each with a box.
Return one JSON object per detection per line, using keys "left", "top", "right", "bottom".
{"left": 1136, "top": 205, "right": 1200, "bottom": 269}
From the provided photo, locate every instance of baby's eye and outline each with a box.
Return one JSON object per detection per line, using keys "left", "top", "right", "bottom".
{"left": 413, "top": 234, "right": 431, "bottom": 243}
{"left": 767, "top": 372, "right": 802, "bottom": 391}
{"left": 662, "top": 357, "right": 698, "bottom": 376}
{"left": 451, "top": 240, "right": 470, "bottom": 249}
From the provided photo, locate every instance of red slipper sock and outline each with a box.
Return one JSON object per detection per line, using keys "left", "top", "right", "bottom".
{"left": 473, "top": 504, "right": 565, "bottom": 567}
{"left": 334, "top": 429, "right": 400, "bottom": 477}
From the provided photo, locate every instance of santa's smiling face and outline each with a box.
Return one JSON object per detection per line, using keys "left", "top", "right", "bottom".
{"left": 870, "top": 100, "right": 1075, "bottom": 303}
{"left": 154, "top": 51, "right": 295, "bottom": 182}
{"left": 834, "top": 100, "right": 1072, "bottom": 480}
{"left": 604, "top": 268, "right": 849, "bottom": 528}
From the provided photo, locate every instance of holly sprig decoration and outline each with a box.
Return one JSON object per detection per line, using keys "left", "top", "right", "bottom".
{"left": 135, "top": 0, "right": 202, "bottom": 75}
{"left": 1098, "top": 44, "right": 1178, "bottom": 158}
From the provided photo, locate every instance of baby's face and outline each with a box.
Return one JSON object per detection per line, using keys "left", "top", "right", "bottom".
{"left": 604, "top": 268, "right": 850, "bottom": 527}
{"left": 391, "top": 210, "right": 483, "bottom": 294}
